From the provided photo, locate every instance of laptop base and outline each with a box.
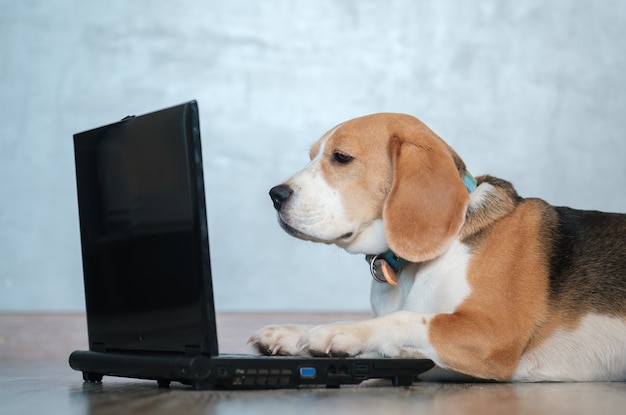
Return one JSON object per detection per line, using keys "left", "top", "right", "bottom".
{"left": 69, "top": 350, "right": 434, "bottom": 390}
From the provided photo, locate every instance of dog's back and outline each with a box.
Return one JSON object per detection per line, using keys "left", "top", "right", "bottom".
{"left": 547, "top": 207, "right": 626, "bottom": 316}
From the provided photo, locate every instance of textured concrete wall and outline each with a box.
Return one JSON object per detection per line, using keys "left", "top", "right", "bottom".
{"left": 1, "top": 0, "right": 625, "bottom": 312}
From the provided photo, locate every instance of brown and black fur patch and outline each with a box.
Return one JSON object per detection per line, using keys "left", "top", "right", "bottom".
{"left": 460, "top": 175, "right": 523, "bottom": 246}
{"left": 543, "top": 207, "right": 626, "bottom": 316}
{"left": 463, "top": 176, "right": 626, "bottom": 318}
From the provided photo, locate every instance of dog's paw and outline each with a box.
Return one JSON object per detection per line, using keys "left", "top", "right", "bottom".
{"left": 301, "top": 322, "right": 367, "bottom": 357}
{"left": 248, "top": 325, "right": 312, "bottom": 356}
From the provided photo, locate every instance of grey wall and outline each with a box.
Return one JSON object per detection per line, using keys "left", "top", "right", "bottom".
{"left": 1, "top": 0, "right": 625, "bottom": 312}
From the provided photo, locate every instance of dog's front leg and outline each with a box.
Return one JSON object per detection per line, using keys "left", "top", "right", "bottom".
{"left": 302, "top": 311, "right": 438, "bottom": 360}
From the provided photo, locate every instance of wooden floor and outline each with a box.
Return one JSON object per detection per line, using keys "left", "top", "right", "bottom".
{"left": 1, "top": 313, "right": 625, "bottom": 415}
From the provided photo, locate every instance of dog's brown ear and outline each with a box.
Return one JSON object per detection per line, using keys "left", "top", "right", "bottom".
{"left": 383, "top": 135, "right": 469, "bottom": 262}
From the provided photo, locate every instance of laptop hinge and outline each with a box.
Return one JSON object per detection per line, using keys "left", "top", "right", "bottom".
{"left": 90, "top": 342, "right": 106, "bottom": 353}
{"left": 185, "top": 345, "right": 202, "bottom": 356}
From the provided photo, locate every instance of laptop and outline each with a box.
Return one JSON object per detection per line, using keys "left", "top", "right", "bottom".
{"left": 68, "top": 101, "right": 434, "bottom": 389}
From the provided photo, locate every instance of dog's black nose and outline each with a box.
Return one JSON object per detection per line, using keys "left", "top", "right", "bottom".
{"left": 269, "top": 185, "right": 293, "bottom": 210}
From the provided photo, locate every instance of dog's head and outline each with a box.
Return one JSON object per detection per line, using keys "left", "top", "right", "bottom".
{"left": 270, "top": 113, "right": 471, "bottom": 262}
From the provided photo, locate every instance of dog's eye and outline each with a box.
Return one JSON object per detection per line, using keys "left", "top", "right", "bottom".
{"left": 332, "top": 152, "right": 354, "bottom": 164}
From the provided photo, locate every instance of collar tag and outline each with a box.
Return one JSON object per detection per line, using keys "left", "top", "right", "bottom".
{"left": 367, "top": 252, "right": 407, "bottom": 286}
{"left": 369, "top": 256, "right": 398, "bottom": 286}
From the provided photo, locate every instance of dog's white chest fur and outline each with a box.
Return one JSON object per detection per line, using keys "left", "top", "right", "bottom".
{"left": 371, "top": 238, "right": 472, "bottom": 317}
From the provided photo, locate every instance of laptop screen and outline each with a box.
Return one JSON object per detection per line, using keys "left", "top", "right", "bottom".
{"left": 73, "top": 101, "right": 219, "bottom": 356}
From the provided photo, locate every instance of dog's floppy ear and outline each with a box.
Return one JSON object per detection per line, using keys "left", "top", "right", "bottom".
{"left": 383, "top": 135, "right": 469, "bottom": 262}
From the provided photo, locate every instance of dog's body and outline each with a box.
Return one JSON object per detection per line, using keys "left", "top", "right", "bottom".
{"left": 249, "top": 113, "right": 626, "bottom": 381}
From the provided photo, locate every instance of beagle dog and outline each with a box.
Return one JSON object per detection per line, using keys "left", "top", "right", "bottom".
{"left": 249, "top": 113, "right": 626, "bottom": 382}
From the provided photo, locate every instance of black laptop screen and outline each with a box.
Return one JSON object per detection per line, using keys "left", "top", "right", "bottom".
{"left": 73, "top": 101, "right": 218, "bottom": 356}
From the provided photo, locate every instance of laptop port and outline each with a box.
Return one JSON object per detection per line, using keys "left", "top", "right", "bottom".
{"left": 299, "top": 367, "right": 317, "bottom": 378}
{"left": 327, "top": 364, "right": 350, "bottom": 377}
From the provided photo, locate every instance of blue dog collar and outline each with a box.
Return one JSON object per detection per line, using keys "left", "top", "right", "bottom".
{"left": 463, "top": 172, "right": 478, "bottom": 193}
